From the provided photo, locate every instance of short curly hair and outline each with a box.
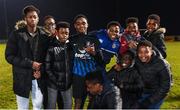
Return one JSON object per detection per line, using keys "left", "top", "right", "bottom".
{"left": 137, "top": 40, "right": 153, "bottom": 51}
{"left": 43, "top": 15, "right": 55, "bottom": 24}
{"left": 73, "top": 14, "right": 88, "bottom": 24}
{"left": 148, "top": 14, "right": 160, "bottom": 25}
{"left": 22, "top": 5, "right": 40, "bottom": 16}
{"left": 126, "top": 17, "right": 139, "bottom": 26}
{"left": 107, "top": 21, "right": 121, "bottom": 29}
{"left": 56, "top": 21, "right": 70, "bottom": 30}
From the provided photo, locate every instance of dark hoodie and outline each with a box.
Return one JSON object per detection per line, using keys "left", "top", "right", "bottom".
{"left": 144, "top": 28, "right": 167, "bottom": 58}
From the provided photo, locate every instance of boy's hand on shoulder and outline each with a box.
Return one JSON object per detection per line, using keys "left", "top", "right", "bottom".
{"left": 114, "top": 64, "right": 122, "bottom": 71}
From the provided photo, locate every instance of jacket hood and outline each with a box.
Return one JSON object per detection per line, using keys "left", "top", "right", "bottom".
{"left": 156, "top": 28, "right": 166, "bottom": 34}
{"left": 99, "top": 83, "right": 114, "bottom": 96}
{"left": 144, "top": 27, "right": 166, "bottom": 35}
{"left": 16, "top": 26, "right": 50, "bottom": 36}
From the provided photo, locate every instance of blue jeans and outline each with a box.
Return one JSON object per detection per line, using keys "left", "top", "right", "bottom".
{"left": 47, "top": 87, "right": 72, "bottom": 109}
{"left": 139, "top": 94, "right": 164, "bottom": 109}
{"left": 16, "top": 80, "right": 43, "bottom": 110}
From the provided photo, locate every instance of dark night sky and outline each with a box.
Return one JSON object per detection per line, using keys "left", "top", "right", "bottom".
{"left": 0, "top": 0, "right": 179, "bottom": 39}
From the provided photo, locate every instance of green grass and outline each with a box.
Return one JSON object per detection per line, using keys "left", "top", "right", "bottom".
{"left": 0, "top": 42, "right": 180, "bottom": 109}
{"left": 0, "top": 44, "right": 16, "bottom": 109}
{"left": 161, "top": 42, "right": 180, "bottom": 109}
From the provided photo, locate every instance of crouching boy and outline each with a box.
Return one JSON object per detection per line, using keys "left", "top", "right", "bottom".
{"left": 85, "top": 70, "right": 122, "bottom": 109}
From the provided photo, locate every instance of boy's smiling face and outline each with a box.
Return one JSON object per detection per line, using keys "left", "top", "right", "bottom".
{"left": 126, "top": 22, "right": 138, "bottom": 36}
{"left": 146, "top": 19, "right": 159, "bottom": 32}
{"left": 121, "top": 53, "right": 133, "bottom": 68}
{"left": 137, "top": 46, "right": 153, "bottom": 63}
{"left": 107, "top": 25, "right": 120, "bottom": 40}
{"left": 74, "top": 17, "right": 88, "bottom": 34}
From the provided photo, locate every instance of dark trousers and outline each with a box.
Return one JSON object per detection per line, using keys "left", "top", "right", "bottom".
{"left": 139, "top": 94, "right": 164, "bottom": 109}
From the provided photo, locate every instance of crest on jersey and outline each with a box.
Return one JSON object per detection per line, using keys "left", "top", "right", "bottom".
{"left": 112, "top": 43, "right": 116, "bottom": 48}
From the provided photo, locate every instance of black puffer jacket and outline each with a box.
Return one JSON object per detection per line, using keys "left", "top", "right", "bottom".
{"left": 135, "top": 52, "right": 171, "bottom": 107}
{"left": 144, "top": 28, "right": 167, "bottom": 58}
{"left": 5, "top": 27, "right": 50, "bottom": 98}
{"left": 108, "top": 65, "right": 144, "bottom": 108}
{"left": 88, "top": 83, "right": 122, "bottom": 109}
{"left": 45, "top": 38, "right": 73, "bottom": 91}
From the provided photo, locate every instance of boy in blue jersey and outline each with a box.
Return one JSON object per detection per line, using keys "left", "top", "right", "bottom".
{"left": 69, "top": 14, "right": 102, "bottom": 109}
{"left": 91, "top": 21, "right": 121, "bottom": 74}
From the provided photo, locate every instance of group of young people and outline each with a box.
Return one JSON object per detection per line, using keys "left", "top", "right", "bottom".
{"left": 5, "top": 5, "right": 172, "bottom": 109}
